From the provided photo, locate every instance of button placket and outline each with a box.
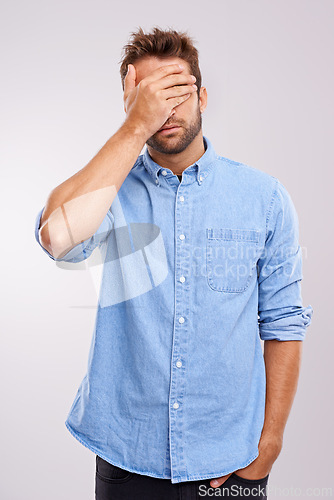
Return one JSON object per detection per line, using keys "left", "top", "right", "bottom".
{"left": 169, "top": 181, "right": 191, "bottom": 482}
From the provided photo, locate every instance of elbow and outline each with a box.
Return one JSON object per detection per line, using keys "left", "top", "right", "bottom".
{"left": 39, "top": 221, "right": 70, "bottom": 259}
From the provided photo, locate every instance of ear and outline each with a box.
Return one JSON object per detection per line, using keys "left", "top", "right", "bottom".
{"left": 199, "top": 87, "right": 208, "bottom": 113}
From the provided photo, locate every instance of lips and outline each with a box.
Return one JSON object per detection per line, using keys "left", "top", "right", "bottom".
{"left": 158, "top": 124, "right": 180, "bottom": 131}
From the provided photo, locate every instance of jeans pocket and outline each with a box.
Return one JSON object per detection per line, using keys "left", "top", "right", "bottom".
{"left": 232, "top": 472, "right": 270, "bottom": 484}
{"left": 96, "top": 455, "right": 134, "bottom": 484}
{"left": 206, "top": 228, "right": 260, "bottom": 292}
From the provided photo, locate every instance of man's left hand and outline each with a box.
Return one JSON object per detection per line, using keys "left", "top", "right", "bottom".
{"left": 209, "top": 433, "right": 283, "bottom": 488}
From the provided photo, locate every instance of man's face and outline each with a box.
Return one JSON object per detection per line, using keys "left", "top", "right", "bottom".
{"left": 134, "top": 55, "right": 206, "bottom": 155}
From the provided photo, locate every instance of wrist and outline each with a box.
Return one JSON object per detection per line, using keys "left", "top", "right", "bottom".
{"left": 121, "top": 119, "right": 149, "bottom": 144}
{"left": 259, "top": 430, "right": 283, "bottom": 455}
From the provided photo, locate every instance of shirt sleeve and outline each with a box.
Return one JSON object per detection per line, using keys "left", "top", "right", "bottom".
{"left": 34, "top": 206, "right": 114, "bottom": 263}
{"left": 257, "top": 179, "right": 313, "bottom": 341}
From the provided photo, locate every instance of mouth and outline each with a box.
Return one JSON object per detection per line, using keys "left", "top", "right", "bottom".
{"left": 157, "top": 125, "right": 181, "bottom": 135}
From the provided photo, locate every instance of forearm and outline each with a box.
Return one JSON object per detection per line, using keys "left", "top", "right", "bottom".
{"left": 261, "top": 339, "right": 303, "bottom": 443}
{"left": 39, "top": 121, "right": 147, "bottom": 258}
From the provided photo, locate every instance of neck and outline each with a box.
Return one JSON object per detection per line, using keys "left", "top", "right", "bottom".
{"left": 146, "top": 132, "right": 206, "bottom": 175}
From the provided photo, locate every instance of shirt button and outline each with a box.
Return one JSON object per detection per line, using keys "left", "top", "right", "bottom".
{"left": 173, "top": 402, "right": 179, "bottom": 409}
{"left": 179, "top": 276, "right": 186, "bottom": 283}
{"left": 155, "top": 179, "right": 159, "bottom": 184}
{"left": 162, "top": 170, "right": 167, "bottom": 176}
{"left": 179, "top": 234, "right": 185, "bottom": 240}
{"left": 179, "top": 316, "right": 185, "bottom": 324}
{"left": 179, "top": 195, "right": 184, "bottom": 202}
{"left": 176, "top": 361, "right": 182, "bottom": 368}
{"left": 199, "top": 175, "right": 203, "bottom": 182}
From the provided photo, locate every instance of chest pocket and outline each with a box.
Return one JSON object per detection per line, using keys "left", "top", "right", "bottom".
{"left": 206, "top": 228, "right": 260, "bottom": 292}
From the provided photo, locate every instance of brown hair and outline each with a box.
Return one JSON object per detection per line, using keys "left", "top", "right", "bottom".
{"left": 119, "top": 26, "right": 202, "bottom": 99}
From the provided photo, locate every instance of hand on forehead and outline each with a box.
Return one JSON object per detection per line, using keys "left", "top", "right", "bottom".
{"left": 133, "top": 57, "right": 190, "bottom": 86}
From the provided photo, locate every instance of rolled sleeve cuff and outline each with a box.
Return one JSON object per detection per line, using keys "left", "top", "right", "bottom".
{"left": 259, "top": 305, "right": 314, "bottom": 341}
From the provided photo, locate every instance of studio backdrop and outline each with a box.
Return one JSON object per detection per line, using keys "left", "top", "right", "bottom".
{"left": 1, "top": 1, "right": 332, "bottom": 499}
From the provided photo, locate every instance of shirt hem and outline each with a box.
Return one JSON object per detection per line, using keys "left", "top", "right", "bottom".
{"left": 170, "top": 450, "right": 260, "bottom": 483}
{"left": 64, "top": 419, "right": 260, "bottom": 484}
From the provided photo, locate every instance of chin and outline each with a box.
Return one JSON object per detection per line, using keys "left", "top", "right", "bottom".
{"left": 147, "top": 130, "right": 188, "bottom": 154}
{"left": 147, "top": 139, "right": 188, "bottom": 155}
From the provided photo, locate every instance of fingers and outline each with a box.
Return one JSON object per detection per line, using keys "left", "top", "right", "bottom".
{"left": 167, "top": 93, "right": 192, "bottom": 111}
{"left": 154, "top": 72, "right": 197, "bottom": 91}
{"left": 124, "top": 63, "right": 196, "bottom": 104}
{"left": 123, "top": 64, "right": 136, "bottom": 100}
{"left": 210, "top": 473, "right": 233, "bottom": 489}
{"left": 162, "top": 83, "right": 197, "bottom": 100}
{"left": 143, "top": 63, "right": 185, "bottom": 86}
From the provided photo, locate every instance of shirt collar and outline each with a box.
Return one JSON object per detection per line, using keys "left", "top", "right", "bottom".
{"left": 142, "top": 135, "right": 218, "bottom": 186}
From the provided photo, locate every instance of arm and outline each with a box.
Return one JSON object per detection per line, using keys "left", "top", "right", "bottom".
{"left": 38, "top": 124, "right": 146, "bottom": 260}
{"left": 243, "top": 339, "right": 303, "bottom": 478}
{"left": 262, "top": 339, "right": 302, "bottom": 442}
{"left": 38, "top": 63, "right": 197, "bottom": 260}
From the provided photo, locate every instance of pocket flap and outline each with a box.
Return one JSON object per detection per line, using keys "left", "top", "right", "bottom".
{"left": 207, "top": 228, "right": 260, "bottom": 242}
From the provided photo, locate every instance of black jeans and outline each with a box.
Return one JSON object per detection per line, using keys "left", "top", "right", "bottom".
{"left": 95, "top": 455, "right": 270, "bottom": 499}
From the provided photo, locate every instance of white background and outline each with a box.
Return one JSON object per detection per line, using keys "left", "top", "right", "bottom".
{"left": 1, "top": 0, "right": 332, "bottom": 498}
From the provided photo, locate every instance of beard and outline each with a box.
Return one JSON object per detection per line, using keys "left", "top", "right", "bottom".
{"left": 146, "top": 105, "right": 202, "bottom": 155}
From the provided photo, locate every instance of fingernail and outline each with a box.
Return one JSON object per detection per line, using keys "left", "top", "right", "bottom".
{"left": 178, "top": 64, "right": 184, "bottom": 69}
{"left": 211, "top": 480, "right": 219, "bottom": 486}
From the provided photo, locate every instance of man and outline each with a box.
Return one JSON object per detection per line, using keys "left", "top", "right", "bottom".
{"left": 35, "top": 27, "right": 313, "bottom": 499}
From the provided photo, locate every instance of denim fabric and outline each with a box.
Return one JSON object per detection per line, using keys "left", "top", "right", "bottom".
{"left": 34, "top": 135, "right": 313, "bottom": 484}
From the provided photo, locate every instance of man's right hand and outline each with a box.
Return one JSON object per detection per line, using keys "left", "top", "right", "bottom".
{"left": 123, "top": 63, "right": 197, "bottom": 141}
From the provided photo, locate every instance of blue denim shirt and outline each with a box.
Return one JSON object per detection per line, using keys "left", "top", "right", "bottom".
{"left": 34, "top": 135, "right": 313, "bottom": 484}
